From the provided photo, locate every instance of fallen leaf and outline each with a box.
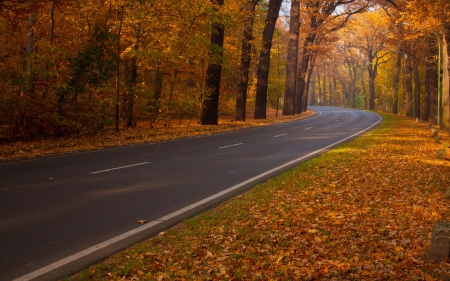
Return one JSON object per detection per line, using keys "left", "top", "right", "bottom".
{"left": 275, "top": 255, "right": 283, "bottom": 264}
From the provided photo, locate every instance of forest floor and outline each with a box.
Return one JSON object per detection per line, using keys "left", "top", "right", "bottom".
{"left": 0, "top": 110, "right": 313, "bottom": 161}
{"left": 62, "top": 113, "right": 450, "bottom": 280}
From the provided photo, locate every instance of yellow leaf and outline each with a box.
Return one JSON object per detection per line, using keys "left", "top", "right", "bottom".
{"left": 308, "top": 229, "right": 318, "bottom": 234}
{"left": 395, "top": 246, "right": 404, "bottom": 252}
{"left": 275, "top": 255, "right": 283, "bottom": 264}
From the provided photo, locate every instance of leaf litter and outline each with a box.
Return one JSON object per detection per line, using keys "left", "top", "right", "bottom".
{"left": 65, "top": 114, "right": 449, "bottom": 280}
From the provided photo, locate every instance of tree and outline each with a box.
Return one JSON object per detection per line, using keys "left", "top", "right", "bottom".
{"left": 201, "top": 0, "right": 225, "bottom": 125}
{"left": 254, "top": 0, "right": 283, "bottom": 119}
{"left": 282, "top": 0, "right": 300, "bottom": 116}
{"left": 235, "top": 0, "right": 260, "bottom": 122}
{"left": 402, "top": 0, "right": 450, "bottom": 127}
{"left": 392, "top": 52, "right": 402, "bottom": 114}
{"left": 347, "top": 11, "right": 390, "bottom": 110}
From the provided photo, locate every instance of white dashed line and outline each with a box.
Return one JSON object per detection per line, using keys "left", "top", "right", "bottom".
{"left": 219, "top": 143, "right": 243, "bottom": 149}
{"left": 273, "top": 133, "right": 287, "bottom": 138}
{"left": 90, "top": 162, "right": 150, "bottom": 174}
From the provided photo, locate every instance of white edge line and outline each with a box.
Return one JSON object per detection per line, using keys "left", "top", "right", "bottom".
{"left": 15, "top": 112, "right": 381, "bottom": 281}
{"left": 13, "top": 221, "right": 162, "bottom": 281}
{"left": 89, "top": 162, "right": 150, "bottom": 174}
{"left": 219, "top": 143, "right": 243, "bottom": 149}
{"left": 304, "top": 127, "right": 313, "bottom": 130}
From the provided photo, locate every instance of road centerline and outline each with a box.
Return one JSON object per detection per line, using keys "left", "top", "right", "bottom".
{"left": 272, "top": 133, "right": 287, "bottom": 138}
{"left": 219, "top": 143, "right": 243, "bottom": 149}
{"left": 90, "top": 162, "right": 151, "bottom": 174}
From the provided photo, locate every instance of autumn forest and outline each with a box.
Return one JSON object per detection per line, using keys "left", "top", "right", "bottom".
{"left": 1, "top": 0, "right": 449, "bottom": 142}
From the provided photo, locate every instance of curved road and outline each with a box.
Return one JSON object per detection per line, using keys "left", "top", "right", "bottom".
{"left": 0, "top": 107, "right": 381, "bottom": 281}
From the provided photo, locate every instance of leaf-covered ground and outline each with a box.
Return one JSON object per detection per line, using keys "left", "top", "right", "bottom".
{"left": 64, "top": 113, "right": 449, "bottom": 280}
{"left": 0, "top": 111, "right": 311, "bottom": 161}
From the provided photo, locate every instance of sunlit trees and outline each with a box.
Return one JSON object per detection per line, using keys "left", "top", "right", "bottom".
{"left": 1, "top": 0, "right": 450, "bottom": 142}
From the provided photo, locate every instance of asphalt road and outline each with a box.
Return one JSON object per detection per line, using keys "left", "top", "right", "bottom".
{"left": 0, "top": 106, "right": 381, "bottom": 281}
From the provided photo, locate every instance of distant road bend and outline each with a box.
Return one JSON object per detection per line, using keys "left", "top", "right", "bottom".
{"left": 0, "top": 106, "right": 381, "bottom": 281}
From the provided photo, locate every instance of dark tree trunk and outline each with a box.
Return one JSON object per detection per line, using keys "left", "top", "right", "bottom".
{"left": 310, "top": 75, "right": 316, "bottom": 106}
{"left": 123, "top": 58, "right": 137, "bottom": 128}
{"left": 123, "top": 23, "right": 140, "bottom": 128}
{"left": 328, "top": 68, "right": 333, "bottom": 106}
{"left": 151, "top": 66, "right": 163, "bottom": 128}
{"left": 361, "top": 65, "right": 367, "bottom": 109}
{"left": 413, "top": 59, "right": 421, "bottom": 120}
{"left": 254, "top": 0, "right": 283, "bottom": 119}
{"left": 25, "top": 10, "right": 36, "bottom": 98}
{"left": 296, "top": 34, "right": 316, "bottom": 113}
{"left": 333, "top": 76, "right": 337, "bottom": 107}
{"left": 317, "top": 73, "right": 322, "bottom": 105}
{"left": 340, "top": 80, "right": 347, "bottom": 107}
{"left": 404, "top": 54, "right": 413, "bottom": 117}
{"left": 301, "top": 44, "right": 319, "bottom": 112}
{"left": 115, "top": 6, "right": 124, "bottom": 132}
{"left": 392, "top": 52, "right": 402, "bottom": 114}
{"left": 367, "top": 51, "right": 377, "bottom": 111}
{"left": 368, "top": 74, "right": 375, "bottom": 110}
{"left": 282, "top": 0, "right": 300, "bottom": 116}
{"left": 201, "top": 0, "right": 225, "bottom": 125}
{"left": 236, "top": 0, "right": 259, "bottom": 121}
{"left": 347, "top": 61, "right": 357, "bottom": 108}
{"left": 426, "top": 61, "right": 438, "bottom": 125}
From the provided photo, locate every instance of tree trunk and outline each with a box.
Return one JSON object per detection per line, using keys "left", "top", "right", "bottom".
{"left": 317, "top": 73, "right": 322, "bottom": 105}
{"left": 296, "top": 35, "right": 316, "bottom": 113}
{"left": 282, "top": 0, "right": 300, "bottom": 116}
{"left": 25, "top": 10, "right": 36, "bottom": 97}
{"left": 123, "top": 22, "right": 141, "bottom": 128}
{"left": 347, "top": 62, "right": 356, "bottom": 108}
{"left": 392, "top": 52, "right": 402, "bottom": 114}
{"left": 302, "top": 44, "right": 319, "bottom": 112}
{"left": 368, "top": 74, "right": 375, "bottom": 110}
{"left": 44, "top": 0, "right": 56, "bottom": 98}
{"left": 404, "top": 54, "right": 413, "bottom": 117}
{"left": 333, "top": 76, "right": 337, "bottom": 107}
{"left": 115, "top": 6, "right": 124, "bottom": 132}
{"left": 254, "top": 0, "right": 283, "bottom": 119}
{"left": 361, "top": 65, "right": 367, "bottom": 109}
{"left": 340, "top": 80, "right": 347, "bottom": 107}
{"left": 201, "top": 0, "right": 225, "bottom": 125}
{"left": 443, "top": 26, "right": 450, "bottom": 130}
{"left": 426, "top": 61, "right": 438, "bottom": 125}
{"left": 151, "top": 67, "right": 163, "bottom": 128}
{"left": 413, "top": 59, "right": 421, "bottom": 121}
{"left": 235, "top": 0, "right": 259, "bottom": 121}
{"left": 310, "top": 75, "right": 316, "bottom": 106}
{"left": 322, "top": 71, "right": 327, "bottom": 106}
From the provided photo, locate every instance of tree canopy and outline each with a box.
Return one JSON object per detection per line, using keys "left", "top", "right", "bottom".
{"left": 0, "top": 0, "right": 449, "bottom": 142}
